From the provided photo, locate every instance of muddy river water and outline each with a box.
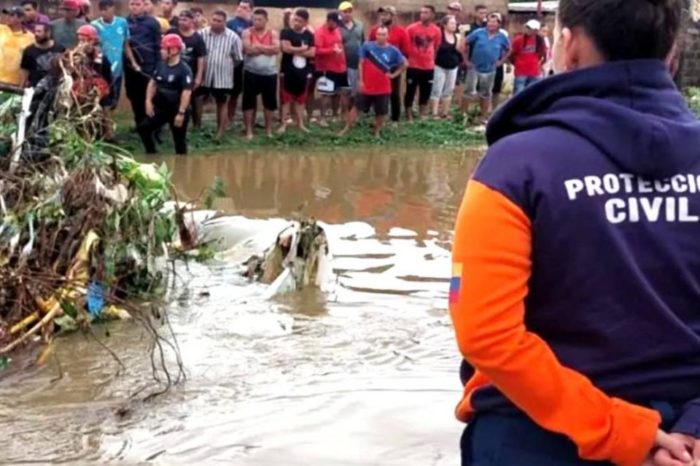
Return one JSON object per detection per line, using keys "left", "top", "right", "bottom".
{"left": 0, "top": 147, "right": 482, "bottom": 465}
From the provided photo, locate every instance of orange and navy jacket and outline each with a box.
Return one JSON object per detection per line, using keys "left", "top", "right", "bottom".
{"left": 450, "top": 60, "right": 700, "bottom": 466}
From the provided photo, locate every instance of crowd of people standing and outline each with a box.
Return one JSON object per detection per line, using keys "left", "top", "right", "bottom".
{"left": 0, "top": 0, "right": 552, "bottom": 154}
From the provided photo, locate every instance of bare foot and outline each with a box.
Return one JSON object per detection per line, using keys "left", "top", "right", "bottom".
{"left": 266, "top": 131, "right": 273, "bottom": 138}
{"left": 276, "top": 125, "right": 287, "bottom": 135}
{"left": 338, "top": 126, "right": 349, "bottom": 136}
{"left": 299, "top": 125, "right": 311, "bottom": 133}
{"left": 245, "top": 133, "right": 254, "bottom": 141}
{"left": 317, "top": 119, "right": 329, "bottom": 128}
{"left": 373, "top": 130, "right": 381, "bottom": 139}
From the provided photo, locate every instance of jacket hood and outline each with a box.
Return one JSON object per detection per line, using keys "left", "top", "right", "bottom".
{"left": 487, "top": 60, "right": 700, "bottom": 179}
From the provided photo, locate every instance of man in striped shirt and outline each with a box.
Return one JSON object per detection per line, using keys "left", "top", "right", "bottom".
{"left": 199, "top": 9, "right": 243, "bottom": 139}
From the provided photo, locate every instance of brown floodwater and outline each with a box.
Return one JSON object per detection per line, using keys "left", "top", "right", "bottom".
{"left": 0, "top": 147, "right": 482, "bottom": 465}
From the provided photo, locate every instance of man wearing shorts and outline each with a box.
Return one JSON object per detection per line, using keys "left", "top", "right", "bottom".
{"left": 226, "top": 0, "right": 252, "bottom": 125}
{"left": 461, "top": 3, "right": 486, "bottom": 112}
{"left": 341, "top": 25, "right": 406, "bottom": 138}
{"left": 200, "top": 10, "right": 243, "bottom": 139}
{"left": 465, "top": 12, "right": 508, "bottom": 123}
{"left": 278, "top": 8, "right": 315, "bottom": 134}
{"left": 314, "top": 10, "right": 348, "bottom": 128}
{"left": 338, "top": 1, "right": 363, "bottom": 98}
{"left": 404, "top": 5, "right": 440, "bottom": 122}
{"left": 241, "top": 8, "right": 279, "bottom": 139}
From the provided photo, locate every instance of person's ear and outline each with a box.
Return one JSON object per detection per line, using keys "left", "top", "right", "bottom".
{"left": 560, "top": 26, "right": 579, "bottom": 71}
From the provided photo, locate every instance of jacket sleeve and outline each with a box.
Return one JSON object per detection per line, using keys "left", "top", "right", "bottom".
{"left": 450, "top": 179, "right": 661, "bottom": 466}
{"left": 672, "top": 399, "right": 700, "bottom": 437}
{"left": 314, "top": 30, "right": 333, "bottom": 56}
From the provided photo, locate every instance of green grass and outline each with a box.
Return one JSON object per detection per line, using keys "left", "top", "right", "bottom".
{"left": 113, "top": 113, "right": 485, "bottom": 155}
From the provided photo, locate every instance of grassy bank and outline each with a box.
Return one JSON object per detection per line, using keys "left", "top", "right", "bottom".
{"left": 114, "top": 114, "right": 485, "bottom": 155}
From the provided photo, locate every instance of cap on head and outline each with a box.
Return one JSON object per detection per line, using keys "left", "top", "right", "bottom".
{"left": 2, "top": 6, "right": 25, "bottom": 17}
{"left": 161, "top": 32, "right": 184, "bottom": 50}
{"left": 338, "top": 1, "right": 352, "bottom": 11}
{"left": 61, "top": 0, "right": 80, "bottom": 10}
{"left": 77, "top": 24, "right": 98, "bottom": 40}
{"left": 448, "top": 1, "right": 462, "bottom": 11}
{"left": 377, "top": 5, "right": 396, "bottom": 15}
{"left": 326, "top": 10, "right": 342, "bottom": 23}
{"left": 525, "top": 18, "right": 541, "bottom": 30}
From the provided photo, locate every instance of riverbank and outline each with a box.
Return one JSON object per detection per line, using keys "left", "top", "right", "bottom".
{"left": 114, "top": 115, "right": 485, "bottom": 156}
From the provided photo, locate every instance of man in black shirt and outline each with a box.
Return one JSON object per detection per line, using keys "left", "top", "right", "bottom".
{"left": 278, "top": 8, "right": 314, "bottom": 134}
{"left": 168, "top": 9, "right": 206, "bottom": 126}
{"left": 20, "top": 23, "right": 65, "bottom": 88}
{"left": 138, "top": 33, "right": 193, "bottom": 154}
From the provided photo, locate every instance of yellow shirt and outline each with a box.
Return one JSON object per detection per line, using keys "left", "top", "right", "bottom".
{"left": 156, "top": 16, "right": 170, "bottom": 33}
{"left": 0, "top": 26, "right": 35, "bottom": 86}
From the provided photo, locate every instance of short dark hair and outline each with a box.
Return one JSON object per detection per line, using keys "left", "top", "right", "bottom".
{"left": 190, "top": 6, "right": 203, "bottom": 14}
{"left": 474, "top": 4, "right": 487, "bottom": 11}
{"left": 558, "top": 0, "right": 680, "bottom": 61}
{"left": 98, "top": 0, "right": 114, "bottom": 9}
{"left": 422, "top": 5, "right": 435, "bottom": 13}
{"left": 252, "top": 7, "right": 267, "bottom": 18}
{"left": 20, "top": 0, "right": 38, "bottom": 9}
{"left": 239, "top": 0, "right": 253, "bottom": 7}
{"left": 212, "top": 9, "right": 227, "bottom": 20}
{"left": 294, "top": 8, "right": 309, "bottom": 21}
{"left": 35, "top": 22, "right": 51, "bottom": 35}
{"left": 179, "top": 8, "right": 194, "bottom": 19}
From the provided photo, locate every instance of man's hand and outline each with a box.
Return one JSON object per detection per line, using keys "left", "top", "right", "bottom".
{"left": 174, "top": 113, "right": 185, "bottom": 128}
{"left": 642, "top": 431, "right": 696, "bottom": 466}
{"left": 145, "top": 101, "right": 155, "bottom": 118}
{"left": 333, "top": 44, "right": 343, "bottom": 54}
{"left": 194, "top": 79, "right": 201, "bottom": 90}
{"left": 131, "top": 61, "right": 141, "bottom": 73}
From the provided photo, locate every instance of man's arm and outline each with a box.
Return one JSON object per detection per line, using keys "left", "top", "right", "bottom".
{"left": 242, "top": 28, "right": 259, "bottom": 55}
{"left": 19, "top": 49, "right": 31, "bottom": 87}
{"left": 259, "top": 30, "right": 280, "bottom": 55}
{"left": 124, "top": 39, "right": 140, "bottom": 70}
{"left": 451, "top": 175, "right": 663, "bottom": 466}
{"left": 314, "top": 30, "right": 333, "bottom": 56}
{"left": 144, "top": 78, "right": 156, "bottom": 116}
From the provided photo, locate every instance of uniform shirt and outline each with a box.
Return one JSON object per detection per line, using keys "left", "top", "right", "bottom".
{"left": 127, "top": 13, "right": 161, "bottom": 73}
{"left": 314, "top": 24, "right": 346, "bottom": 74}
{"left": 167, "top": 28, "right": 207, "bottom": 80}
{"left": 92, "top": 16, "right": 129, "bottom": 78}
{"left": 50, "top": 17, "right": 86, "bottom": 49}
{"left": 340, "top": 19, "right": 364, "bottom": 69}
{"left": 467, "top": 27, "right": 509, "bottom": 74}
{"left": 152, "top": 60, "right": 192, "bottom": 107}
{"left": 20, "top": 42, "right": 65, "bottom": 87}
{"left": 405, "top": 21, "right": 441, "bottom": 70}
{"left": 200, "top": 27, "right": 242, "bottom": 89}
{"left": 0, "top": 26, "right": 35, "bottom": 85}
{"left": 359, "top": 41, "right": 404, "bottom": 95}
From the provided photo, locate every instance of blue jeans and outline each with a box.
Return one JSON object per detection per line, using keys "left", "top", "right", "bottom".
{"left": 461, "top": 413, "right": 613, "bottom": 466}
{"left": 514, "top": 75, "right": 541, "bottom": 94}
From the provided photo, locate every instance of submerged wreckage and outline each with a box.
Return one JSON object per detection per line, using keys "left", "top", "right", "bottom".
{"left": 0, "top": 46, "right": 335, "bottom": 376}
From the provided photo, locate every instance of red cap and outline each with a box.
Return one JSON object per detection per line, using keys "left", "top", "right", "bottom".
{"left": 61, "top": 0, "right": 80, "bottom": 10}
{"left": 161, "top": 33, "right": 184, "bottom": 51}
{"left": 77, "top": 24, "right": 98, "bottom": 40}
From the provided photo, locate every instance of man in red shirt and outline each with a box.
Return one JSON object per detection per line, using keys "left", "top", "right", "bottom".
{"left": 369, "top": 5, "right": 409, "bottom": 124}
{"left": 509, "top": 19, "right": 546, "bottom": 94}
{"left": 404, "top": 5, "right": 441, "bottom": 121}
{"left": 314, "top": 11, "right": 349, "bottom": 127}
{"left": 340, "top": 25, "right": 407, "bottom": 137}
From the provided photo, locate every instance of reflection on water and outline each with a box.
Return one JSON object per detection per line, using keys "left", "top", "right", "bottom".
{"left": 0, "top": 147, "right": 481, "bottom": 465}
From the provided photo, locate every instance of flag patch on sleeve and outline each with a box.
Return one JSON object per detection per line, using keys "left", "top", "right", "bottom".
{"left": 449, "top": 263, "right": 462, "bottom": 305}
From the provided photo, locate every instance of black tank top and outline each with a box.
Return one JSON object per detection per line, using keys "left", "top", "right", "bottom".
{"left": 435, "top": 29, "right": 461, "bottom": 70}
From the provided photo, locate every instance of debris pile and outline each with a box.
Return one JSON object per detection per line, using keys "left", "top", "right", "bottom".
{"left": 0, "top": 49, "right": 185, "bottom": 389}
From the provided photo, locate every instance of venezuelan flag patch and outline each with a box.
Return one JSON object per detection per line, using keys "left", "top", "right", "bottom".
{"left": 449, "top": 263, "right": 462, "bottom": 305}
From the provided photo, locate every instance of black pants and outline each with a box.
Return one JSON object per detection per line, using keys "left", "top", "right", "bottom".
{"left": 124, "top": 66, "right": 151, "bottom": 127}
{"left": 404, "top": 68, "right": 433, "bottom": 110}
{"left": 138, "top": 106, "right": 189, "bottom": 155}
{"left": 390, "top": 74, "right": 401, "bottom": 122}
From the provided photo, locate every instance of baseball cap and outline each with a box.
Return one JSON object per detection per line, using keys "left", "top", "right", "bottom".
{"left": 61, "top": 0, "right": 80, "bottom": 10}
{"left": 2, "top": 6, "right": 25, "bottom": 16}
{"left": 326, "top": 10, "right": 342, "bottom": 23}
{"left": 525, "top": 19, "right": 541, "bottom": 30}
{"left": 447, "top": 2, "right": 462, "bottom": 11}
{"left": 377, "top": 5, "right": 396, "bottom": 15}
{"left": 338, "top": 1, "right": 353, "bottom": 11}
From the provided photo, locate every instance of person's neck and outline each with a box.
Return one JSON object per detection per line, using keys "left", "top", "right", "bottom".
{"left": 102, "top": 16, "right": 114, "bottom": 23}
{"left": 167, "top": 56, "right": 180, "bottom": 66}
{"left": 421, "top": 20, "right": 430, "bottom": 26}
{"left": 37, "top": 39, "right": 53, "bottom": 48}
{"left": 254, "top": 26, "right": 265, "bottom": 34}
{"left": 344, "top": 19, "right": 353, "bottom": 26}
{"left": 9, "top": 24, "right": 22, "bottom": 32}
{"left": 377, "top": 41, "right": 387, "bottom": 47}
{"left": 163, "top": 11, "right": 172, "bottom": 19}
{"left": 180, "top": 26, "right": 193, "bottom": 35}
{"left": 236, "top": 14, "right": 248, "bottom": 21}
